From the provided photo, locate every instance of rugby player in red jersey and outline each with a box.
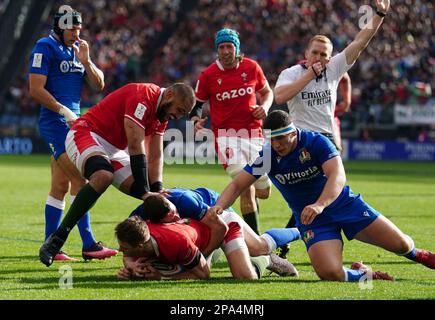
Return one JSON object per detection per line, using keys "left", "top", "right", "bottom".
{"left": 189, "top": 28, "right": 274, "bottom": 235}
{"left": 39, "top": 82, "right": 195, "bottom": 267}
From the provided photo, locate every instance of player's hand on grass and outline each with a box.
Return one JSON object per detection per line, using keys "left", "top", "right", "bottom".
{"left": 301, "top": 203, "right": 324, "bottom": 225}
{"left": 117, "top": 267, "right": 135, "bottom": 280}
{"left": 132, "top": 259, "right": 162, "bottom": 280}
{"left": 251, "top": 105, "right": 267, "bottom": 119}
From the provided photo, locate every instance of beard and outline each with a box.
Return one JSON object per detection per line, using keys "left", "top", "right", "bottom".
{"left": 156, "top": 102, "right": 171, "bottom": 122}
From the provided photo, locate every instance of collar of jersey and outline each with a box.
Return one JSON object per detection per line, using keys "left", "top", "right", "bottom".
{"left": 215, "top": 59, "right": 240, "bottom": 71}
{"left": 150, "top": 236, "right": 160, "bottom": 257}
{"left": 156, "top": 88, "right": 166, "bottom": 113}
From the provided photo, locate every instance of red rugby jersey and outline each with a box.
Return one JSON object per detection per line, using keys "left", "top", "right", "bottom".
{"left": 147, "top": 219, "right": 210, "bottom": 267}
{"left": 74, "top": 83, "right": 168, "bottom": 149}
{"left": 195, "top": 58, "right": 267, "bottom": 138}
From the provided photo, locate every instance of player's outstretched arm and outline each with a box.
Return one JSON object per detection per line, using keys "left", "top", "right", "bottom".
{"left": 213, "top": 171, "right": 258, "bottom": 213}
{"left": 300, "top": 156, "right": 346, "bottom": 225}
{"left": 344, "top": 0, "right": 390, "bottom": 65}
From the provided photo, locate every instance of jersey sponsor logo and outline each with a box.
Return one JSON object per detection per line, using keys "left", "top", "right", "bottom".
{"left": 59, "top": 60, "right": 84, "bottom": 73}
{"left": 274, "top": 166, "right": 321, "bottom": 185}
{"left": 32, "top": 53, "right": 43, "bottom": 68}
{"left": 303, "top": 230, "right": 315, "bottom": 243}
{"left": 301, "top": 89, "right": 332, "bottom": 107}
{"left": 216, "top": 87, "right": 254, "bottom": 101}
{"left": 299, "top": 148, "right": 311, "bottom": 164}
{"left": 134, "top": 103, "right": 147, "bottom": 120}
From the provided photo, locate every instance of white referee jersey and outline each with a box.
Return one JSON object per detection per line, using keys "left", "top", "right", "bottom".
{"left": 275, "top": 51, "right": 353, "bottom": 135}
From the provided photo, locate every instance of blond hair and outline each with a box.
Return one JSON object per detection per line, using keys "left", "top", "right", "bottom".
{"left": 308, "top": 35, "right": 333, "bottom": 51}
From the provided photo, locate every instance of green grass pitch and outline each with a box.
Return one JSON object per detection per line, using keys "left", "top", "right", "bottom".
{"left": 0, "top": 155, "right": 434, "bottom": 300}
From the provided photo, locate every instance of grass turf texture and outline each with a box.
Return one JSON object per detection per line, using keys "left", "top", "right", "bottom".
{"left": 0, "top": 155, "right": 434, "bottom": 300}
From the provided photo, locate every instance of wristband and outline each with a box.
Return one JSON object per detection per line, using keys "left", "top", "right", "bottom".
{"left": 130, "top": 154, "right": 149, "bottom": 198}
{"left": 150, "top": 181, "right": 163, "bottom": 192}
{"left": 376, "top": 11, "right": 386, "bottom": 17}
{"left": 59, "top": 105, "right": 78, "bottom": 123}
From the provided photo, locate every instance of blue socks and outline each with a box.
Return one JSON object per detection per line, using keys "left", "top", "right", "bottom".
{"left": 44, "top": 196, "right": 65, "bottom": 241}
{"left": 343, "top": 267, "right": 365, "bottom": 282}
{"left": 397, "top": 235, "right": 417, "bottom": 261}
{"left": 264, "top": 228, "right": 301, "bottom": 247}
{"left": 44, "top": 195, "right": 96, "bottom": 250}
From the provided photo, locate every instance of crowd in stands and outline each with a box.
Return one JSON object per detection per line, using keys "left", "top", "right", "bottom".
{"left": 1, "top": 0, "right": 433, "bottom": 139}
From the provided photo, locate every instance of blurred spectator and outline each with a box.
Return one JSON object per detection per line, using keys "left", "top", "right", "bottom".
{"left": 2, "top": 0, "right": 434, "bottom": 139}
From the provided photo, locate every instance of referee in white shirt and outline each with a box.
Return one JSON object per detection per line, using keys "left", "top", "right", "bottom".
{"left": 274, "top": 0, "right": 389, "bottom": 147}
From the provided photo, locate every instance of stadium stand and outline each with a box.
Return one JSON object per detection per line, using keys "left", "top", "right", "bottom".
{"left": 0, "top": 0, "right": 433, "bottom": 142}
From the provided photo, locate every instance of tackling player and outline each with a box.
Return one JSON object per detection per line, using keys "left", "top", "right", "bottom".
{"left": 39, "top": 82, "right": 195, "bottom": 267}
{"left": 189, "top": 28, "right": 274, "bottom": 235}
{"left": 130, "top": 188, "right": 301, "bottom": 258}
{"left": 209, "top": 110, "right": 435, "bottom": 282}
{"left": 28, "top": 6, "right": 117, "bottom": 261}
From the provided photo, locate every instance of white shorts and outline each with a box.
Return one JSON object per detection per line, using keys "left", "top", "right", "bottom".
{"left": 65, "top": 129, "right": 131, "bottom": 188}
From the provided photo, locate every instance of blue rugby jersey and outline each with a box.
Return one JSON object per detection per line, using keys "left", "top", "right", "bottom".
{"left": 244, "top": 129, "right": 358, "bottom": 226}
{"left": 130, "top": 187, "right": 221, "bottom": 221}
{"left": 28, "top": 34, "right": 86, "bottom": 125}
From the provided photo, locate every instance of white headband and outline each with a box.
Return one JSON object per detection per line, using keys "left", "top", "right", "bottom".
{"left": 265, "top": 123, "right": 296, "bottom": 138}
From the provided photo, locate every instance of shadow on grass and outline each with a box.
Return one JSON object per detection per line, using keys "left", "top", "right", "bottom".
{"left": 12, "top": 274, "right": 318, "bottom": 291}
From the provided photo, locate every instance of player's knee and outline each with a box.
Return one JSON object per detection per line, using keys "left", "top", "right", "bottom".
{"left": 51, "top": 181, "right": 69, "bottom": 196}
{"left": 255, "top": 186, "right": 271, "bottom": 199}
{"left": 84, "top": 155, "right": 114, "bottom": 187}
{"left": 254, "top": 176, "right": 271, "bottom": 199}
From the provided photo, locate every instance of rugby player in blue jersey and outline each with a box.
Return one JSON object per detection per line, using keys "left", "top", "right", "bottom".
{"left": 28, "top": 6, "right": 117, "bottom": 261}
{"left": 209, "top": 110, "right": 435, "bottom": 282}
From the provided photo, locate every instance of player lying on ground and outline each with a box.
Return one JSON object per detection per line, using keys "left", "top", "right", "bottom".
{"left": 129, "top": 188, "right": 301, "bottom": 258}
{"left": 208, "top": 110, "right": 435, "bottom": 282}
{"left": 115, "top": 210, "right": 298, "bottom": 281}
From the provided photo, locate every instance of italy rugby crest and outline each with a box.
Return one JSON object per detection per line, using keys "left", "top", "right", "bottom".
{"left": 299, "top": 148, "right": 311, "bottom": 163}
{"left": 303, "top": 230, "right": 315, "bottom": 243}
